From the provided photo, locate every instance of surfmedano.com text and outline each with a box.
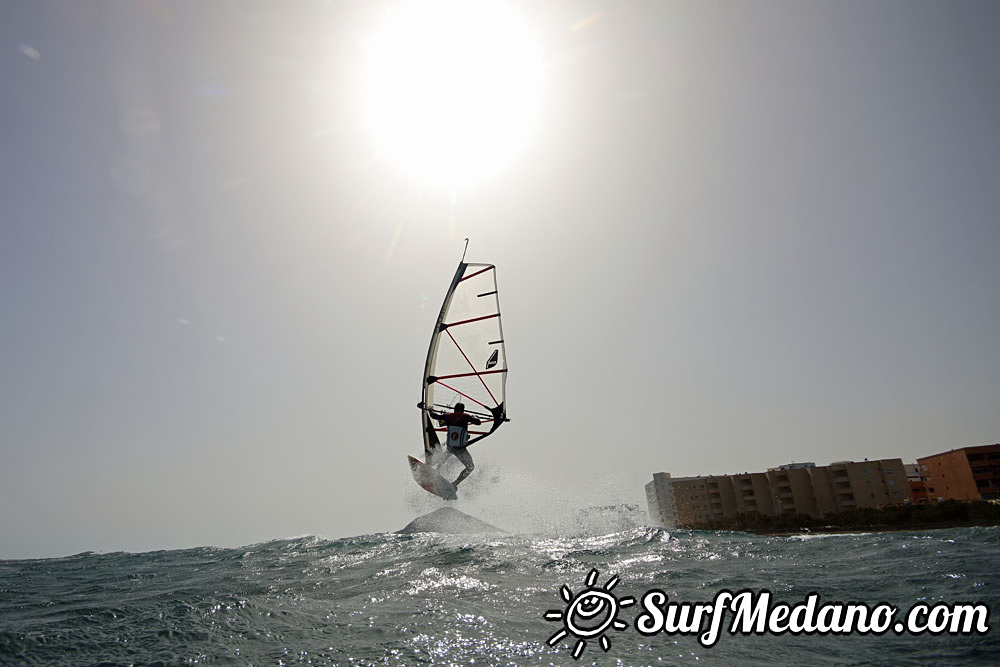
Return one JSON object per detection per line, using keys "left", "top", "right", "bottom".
{"left": 635, "top": 589, "right": 990, "bottom": 647}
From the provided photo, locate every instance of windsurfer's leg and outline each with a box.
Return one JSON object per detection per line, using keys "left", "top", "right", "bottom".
{"left": 451, "top": 448, "right": 475, "bottom": 487}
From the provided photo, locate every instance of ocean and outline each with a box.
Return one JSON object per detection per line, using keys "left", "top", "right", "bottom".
{"left": 1, "top": 522, "right": 997, "bottom": 665}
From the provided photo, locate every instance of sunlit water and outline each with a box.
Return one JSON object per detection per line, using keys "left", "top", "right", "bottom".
{"left": 2, "top": 524, "right": 997, "bottom": 665}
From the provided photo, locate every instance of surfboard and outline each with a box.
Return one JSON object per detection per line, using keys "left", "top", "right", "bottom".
{"left": 408, "top": 455, "right": 457, "bottom": 501}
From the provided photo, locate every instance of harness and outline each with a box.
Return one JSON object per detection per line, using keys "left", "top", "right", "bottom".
{"left": 446, "top": 425, "right": 469, "bottom": 449}
{"left": 436, "top": 412, "right": 476, "bottom": 449}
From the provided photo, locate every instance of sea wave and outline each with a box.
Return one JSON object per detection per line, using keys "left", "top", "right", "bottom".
{"left": 2, "top": 526, "right": 997, "bottom": 665}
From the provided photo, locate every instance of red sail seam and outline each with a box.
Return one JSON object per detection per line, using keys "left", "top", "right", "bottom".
{"left": 444, "top": 328, "right": 500, "bottom": 405}
{"left": 459, "top": 266, "right": 493, "bottom": 282}
{"left": 433, "top": 379, "right": 491, "bottom": 411}
{"left": 444, "top": 313, "right": 500, "bottom": 328}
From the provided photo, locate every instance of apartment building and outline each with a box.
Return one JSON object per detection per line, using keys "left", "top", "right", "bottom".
{"left": 918, "top": 444, "right": 1000, "bottom": 501}
{"left": 905, "top": 463, "right": 929, "bottom": 503}
{"left": 646, "top": 458, "right": 908, "bottom": 528}
{"left": 817, "top": 459, "right": 909, "bottom": 511}
{"left": 644, "top": 473, "right": 678, "bottom": 528}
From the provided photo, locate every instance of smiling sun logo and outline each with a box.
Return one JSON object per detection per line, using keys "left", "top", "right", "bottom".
{"left": 544, "top": 569, "right": 635, "bottom": 659}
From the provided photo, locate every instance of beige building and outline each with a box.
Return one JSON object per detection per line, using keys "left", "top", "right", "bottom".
{"left": 644, "top": 473, "right": 678, "bottom": 528}
{"left": 646, "top": 458, "right": 909, "bottom": 528}
{"left": 671, "top": 476, "right": 715, "bottom": 525}
{"left": 768, "top": 466, "right": 819, "bottom": 516}
{"left": 816, "top": 459, "right": 909, "bottom": 511}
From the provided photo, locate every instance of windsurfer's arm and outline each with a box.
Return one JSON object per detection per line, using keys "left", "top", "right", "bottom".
{"left": 418, "top": 402, "right": 446, "bottom": 421}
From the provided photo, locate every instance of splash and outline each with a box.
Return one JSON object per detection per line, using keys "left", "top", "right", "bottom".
{"left": 406, "top": 461, "right": 647, "bottom": 536}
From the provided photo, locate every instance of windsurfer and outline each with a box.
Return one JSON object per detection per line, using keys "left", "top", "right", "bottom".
{"left": 424, "top": 402, "right": 480, "bottom": 488}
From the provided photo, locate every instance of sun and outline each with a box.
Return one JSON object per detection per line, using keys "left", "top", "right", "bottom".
{"left": 544, "top": 569, "right": 635, "bottom": 659}
{"left": 363, "top": 0, "right": 544, "bottom": 187}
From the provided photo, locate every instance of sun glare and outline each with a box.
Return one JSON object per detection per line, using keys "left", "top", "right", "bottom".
{"left": 363, "top": 0, "right": 543, "bottom": 187}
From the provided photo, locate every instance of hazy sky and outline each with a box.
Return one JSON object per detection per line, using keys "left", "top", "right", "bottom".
{"left": 2, "top": 0, "right": 999, "bottom": 559}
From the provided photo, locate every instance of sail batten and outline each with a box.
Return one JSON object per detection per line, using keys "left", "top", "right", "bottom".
{"left": 442, "top": 313, "right": 501, "bottom": 329}
{"left": 420, "top": 260, "right": 508, "bottom": 459}
{"left": 431, "top": 369, "right": 507, "bottom": 381}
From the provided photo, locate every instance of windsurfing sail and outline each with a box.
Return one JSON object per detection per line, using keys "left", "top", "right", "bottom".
{"left": 420, "top": 259, "right": 508, "bottom": 461}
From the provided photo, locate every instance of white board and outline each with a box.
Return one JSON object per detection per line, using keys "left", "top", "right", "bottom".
{"left": 407, "top": 455, "right": 457, "bottom": 500}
